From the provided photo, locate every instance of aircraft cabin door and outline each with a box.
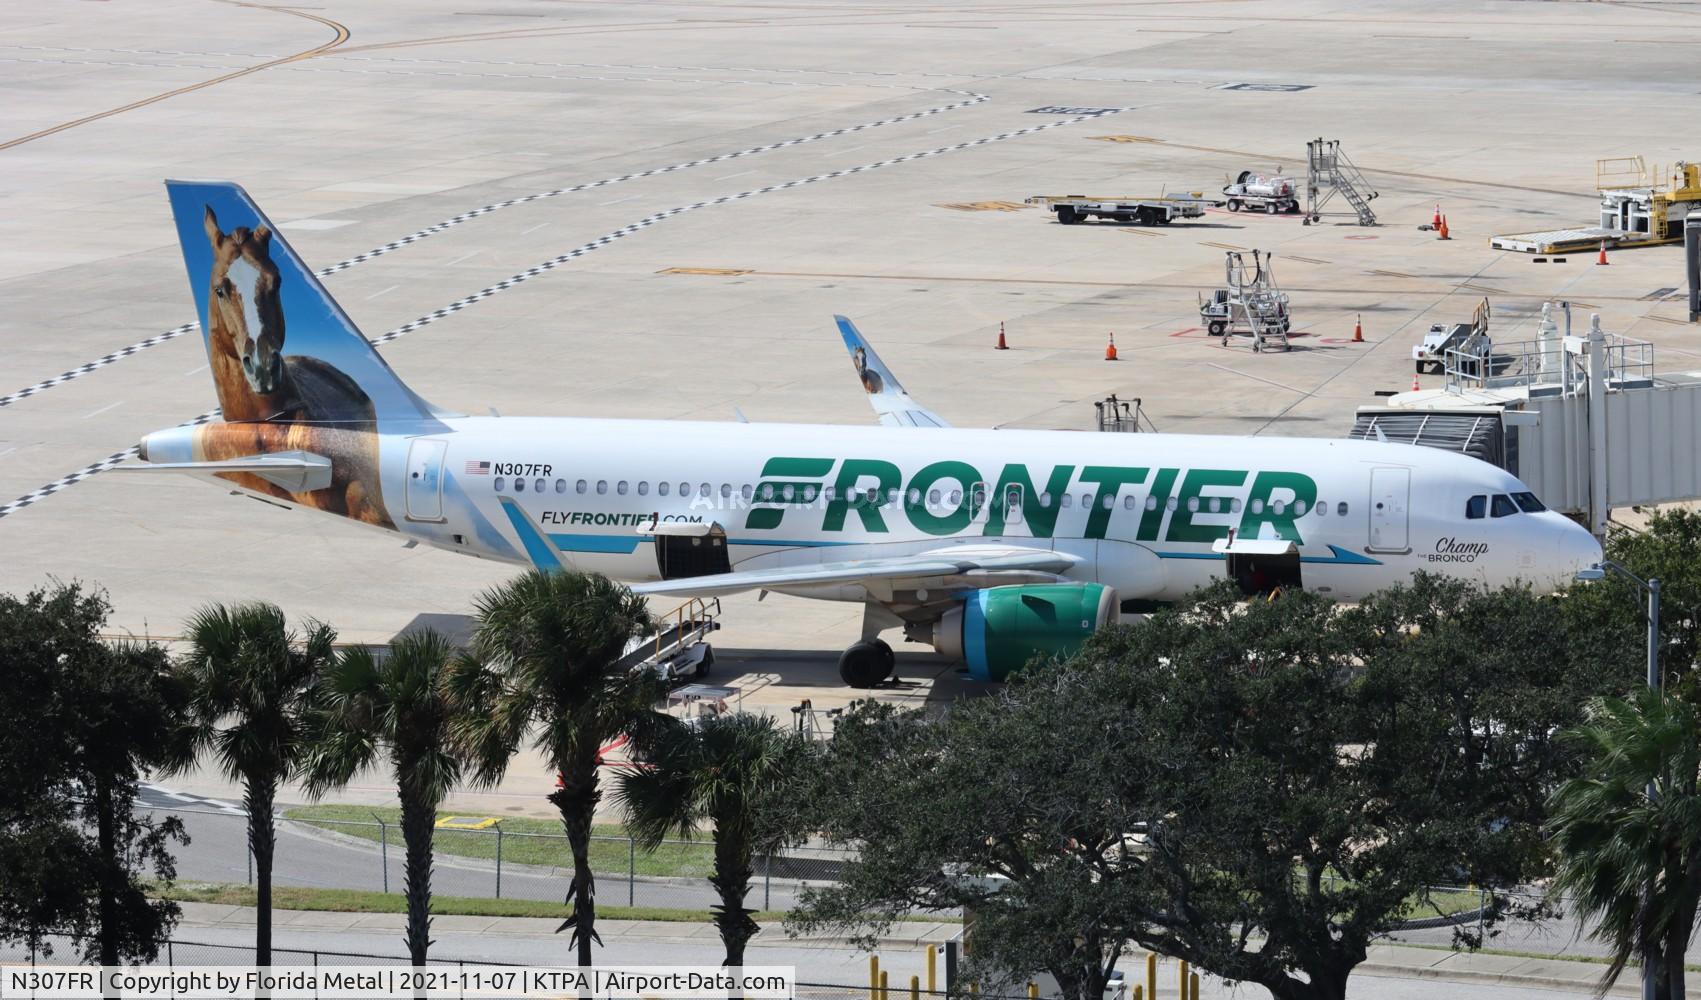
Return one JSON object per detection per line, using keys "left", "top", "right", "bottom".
{"left": 405, "top": 438, "right": 448, "bottom": 522}
{"left": 1367, "top": 467, "right": 1410, "bottom": 553}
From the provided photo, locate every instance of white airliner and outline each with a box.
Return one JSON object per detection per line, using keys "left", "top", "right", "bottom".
{"left": 129, "top": 181, "right": 1603, "bottom": 686}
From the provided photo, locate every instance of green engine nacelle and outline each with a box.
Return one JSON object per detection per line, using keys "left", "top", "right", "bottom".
{"left": 931, "top": 583, "right": 1119, "bottom": 681}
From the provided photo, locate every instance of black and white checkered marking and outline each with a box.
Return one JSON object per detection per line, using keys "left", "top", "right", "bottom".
{"left": 0, "top": 88, "right": 985, "bottom": 411}
{"left": 0, "top": 109, "right": 1113, "bottom": 521}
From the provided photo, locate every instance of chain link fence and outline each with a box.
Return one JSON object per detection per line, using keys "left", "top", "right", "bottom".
{"left": 166, "top": 806, "right": 851, "bottom": 914}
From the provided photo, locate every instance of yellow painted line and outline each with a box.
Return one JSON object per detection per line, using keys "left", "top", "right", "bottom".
{"left": 1287, "top": 255, "right": 1331, "bottom": 264}
{"left": 1201, "top": 241, "right": 1246, "bottom": 251}
{"left": 1121, "top": 228, "right": 1166, "bottom": 237}
{"left": 1370, "top": 269, "right": 1419, "bottom": 279}
{"left": 1088, "top": 135, "right": 1165, "bottom": 144}
{"left": 935, "top": 201, "right": 1028, "bottom": 212}
{"left": 1643, "top": 315, "right": 1690, "bottom": 326}
{"left": 435, "top": 816, "right": 499, "bottom": 830}
{"left": 0, "top": 3, "right": 348, "bottom": 152}
{"left": 657, "top": 267, "right": 753, "bottom": 276}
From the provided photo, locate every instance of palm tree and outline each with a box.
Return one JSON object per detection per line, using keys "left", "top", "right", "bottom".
{"left": 173, "top": 602, "right": 334, "bottom": 965}
{"left": 616, "top": 713, "right": 810, "bottom": 968}
{"left": 304, "top": 630, "right": 466, "bottom": 966}
{"left": 1549, "top": 690, "right": 1701, "bottom": 1000}
{"left": 448, "top": 569, "right": 662, "bottom": 967}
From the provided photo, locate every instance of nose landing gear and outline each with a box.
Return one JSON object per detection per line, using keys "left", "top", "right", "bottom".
{"left": 838, "top": 637, "right": 896, "bottom": 688}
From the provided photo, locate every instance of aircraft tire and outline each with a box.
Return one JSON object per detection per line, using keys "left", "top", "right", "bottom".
{"left": 839, "top": 641, "right": 889, "bottom": 689}
{"left": 870, "top": 637, "right": 897, "bottom": 679}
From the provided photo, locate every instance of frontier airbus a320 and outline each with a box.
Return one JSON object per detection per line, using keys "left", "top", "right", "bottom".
{"left": 130, "top": 181, "right": 1603, "bottom": 686}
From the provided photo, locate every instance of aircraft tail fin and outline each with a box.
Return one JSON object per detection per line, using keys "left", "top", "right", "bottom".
{"left": 163, "top": 179, "right": 437, "bottom": 425}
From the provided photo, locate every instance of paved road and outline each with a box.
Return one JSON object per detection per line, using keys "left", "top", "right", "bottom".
{"left": 139, "top": 785, "right": 807, "bottom": 913}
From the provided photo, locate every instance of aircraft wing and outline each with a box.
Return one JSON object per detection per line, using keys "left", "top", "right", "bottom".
{"left": 632, "top": 545, "right": 1077, "bottom": 599}
{"left": 835, "top": 315, "right": 951, "bottom": 428}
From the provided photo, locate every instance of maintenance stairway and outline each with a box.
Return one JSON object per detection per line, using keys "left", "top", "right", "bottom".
{"left": 1306, "top": 138, "right": 1378, "bottom": 226}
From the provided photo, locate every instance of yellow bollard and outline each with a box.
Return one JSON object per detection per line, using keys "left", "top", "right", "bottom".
{"left": 1132, "top": 987, "right": 1142, "bottom": 1000}
{"left": 1179, "top": 960, "right": 1189, "bottom": 998}
{"left": 911, "top": 976, "right": 920, "bottom": 1000}
{"left": 881, "top": 970, "right": 889, "bottom": 1000}
{"left": 1146, "top": 953, "right": 1157, "bottom": 1000}
{"left": 926, "top": 944, "right": 937, "bottom": 995}
{"left": 1189, "top": 972, "right": 1200, "bottom": 1000}
{"left": 870, "top": 956, "right": 881, "bottom": 1000}
{"left": 1027, "top": 984, "right": 1038, "bottom": 1000}
{"left": 969, "top": 983, "right": 978, "bottom": 998}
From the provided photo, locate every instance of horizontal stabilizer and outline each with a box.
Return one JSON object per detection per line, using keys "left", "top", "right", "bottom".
{"left": 116, "top": 450, "right": 332, "bottom": 493}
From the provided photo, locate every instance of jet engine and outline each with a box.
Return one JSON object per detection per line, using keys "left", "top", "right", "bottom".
{"left": 915, "top": 583, "right": 1119, "bottom": 681}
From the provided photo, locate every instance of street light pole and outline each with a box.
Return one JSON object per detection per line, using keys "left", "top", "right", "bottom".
{"left": 1577, "top": 560, "right": 1660, "bottom": 1000}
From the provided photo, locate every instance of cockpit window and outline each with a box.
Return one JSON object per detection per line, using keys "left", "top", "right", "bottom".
{"left": 1491, "top": 494, "right": 1518, "bottom": 518}
{"left": 1465, "top": 495, "right": 1486, "bottom": 520}
{"left": 1512, "top": 491, "right": 1546, "bottom": 513}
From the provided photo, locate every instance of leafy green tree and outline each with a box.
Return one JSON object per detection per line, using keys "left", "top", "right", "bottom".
{"left": 1564, "top": 509, "right": 1701, "bottom": 693}
{"left": 617, "top": 712, "right": 811, "bottom": 968}
{"left": 305, "top": 631, "right": 467, "bottom": 966}
{"left": 1549, "top": 690, "right": 1701, "bottom": 1000}
{"left": 72, "top": 639, "right": 196, "bottom": 966}
{"left": 785, "top": 688, "right": 1148, "bottom": 1000}
{"left": 794, "top": 578, "right": 1619, "bottom": 1000}
{"left": 174, "top": 602, "right": 335, "bottom": 965}
{"left": 449, "top": 570, "right": 661, "bottom": 967}
{"left": 0, "top": 585, "right": 191, "bottom": 964}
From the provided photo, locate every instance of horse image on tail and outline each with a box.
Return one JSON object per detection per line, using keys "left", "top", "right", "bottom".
{"left": 197, "top": 206, "right": 391, "bottom": 527}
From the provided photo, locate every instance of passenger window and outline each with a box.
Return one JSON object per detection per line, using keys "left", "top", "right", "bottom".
{"left": 617, "top": 481, "right": 628, "bottom": 495}
{"left": 1061, "top": 493, "right": 1073, "bottom": 508}
{"left": 1233, "top": 498, "right": 1244, "bottom": 513}
{"left": 1293, "top": 500, "right": 1307, "bottom": 515}
{"left": 1465, "top": 495, "right": 1486, "bottom": 519}
{"left": 1337, "top": 502, "right": 1349, "bottom": 516}
{"left": 1146, "top": 496, "right": 1158, "bottom": 511}
{"left": 948, "top": 488, "right": 963, "bottom": 507}
{"left": 909, "top": 488, "right": 922, "bottom": 507}
{"left": 494, "top": 477, "right": 505, "bottom": 492}
{"left": 720, "top": 484, "right": 732, "bottom": 499}
{"left": 1271, "top": 500, "right": 1285, "bottom": 515}
{"left": 1513, "top": 491, "right": 1546, "bottom": 513}
{"left": 971, "top": 484, "right": 987, "bottom": 510}
{"left": 679, "top": 482, "right": 690, "bottom": 497}
{"left": 1186, "top": 496, "right": 1200, "bottom": 513}
{"left": 804, "top": 485, "right": 818, "bottom": 502}
{"left": 1314, "top": 499, "right": 1324, "bottom": 516}
{"left": 1250, "top": 499, "right": 1264, "bottom": 514}
{"left": 824, "top": 486, "right": 837, "bottom": 501}
{"left": 638, "top": 481, "right": 649, "bottom": 496}
{"left": 1207, "top": 497, "right": 1220, "bottom": 514}
{"left": 1081, "top": 493, "right": 1092, "bottom": 508}
{"left": 929, "top": 488, "right": 941, "bottom": 505}
{"left": 1124, "top": 495, "right": 1136, "bottom": 510}
{"left": 760, "top": 483, "right": 774, "bottom": 500}
{"left": 866, "top": 487, "right": 881, "bottom": 505}
{"left": 741, "top": 484, "right": 753, "bottom": 500}
{"left": 1040, "top": 492, "right": 1053, "bottom": 507}
{"left": 1102, "top": 494, "right": 1113, "bottom": 510}
{"left": 576, "top": 480, "right": 587, "bottom": 494}
{"left": 555, "top": 479, "right": 566, "bottom": 494}
{"left": 1005, "top": 486, "right": 1021, "bottom": 510}
{"left": 1166, "top": 496, "right": 1178, "bottom": 512}
{"left": 1491, "top": 494, "right": 1518, "bottom": 518}
{"left": 515, "top": 479, "right": 526, "bottom": 493}
{"left": 535, "top": 478, "right": 546, "bottom": 493}
{"left": 699, "top": 483, "right": 711, "bottom": 498}
{"left": 596, "top": 480, "right": 608, "bottom": 495}
{"left": 887, "top": 488, "right": 900, "bottom": 506}
{"left": 658, "top": 481, "right": 670, "bottom": 496}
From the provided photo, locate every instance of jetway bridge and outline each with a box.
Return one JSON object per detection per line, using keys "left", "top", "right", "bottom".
{"left": 1352, "top": 303, "right": 1701, "bottom": 539}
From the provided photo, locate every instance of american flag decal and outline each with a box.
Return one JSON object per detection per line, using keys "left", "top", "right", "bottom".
{"left": 465, "top": 461, "right": 490, "bottom": 475}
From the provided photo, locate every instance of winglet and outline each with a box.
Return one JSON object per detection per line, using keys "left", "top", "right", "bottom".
{"left": 833, "top": 316, "right": 950, "bottom": 428}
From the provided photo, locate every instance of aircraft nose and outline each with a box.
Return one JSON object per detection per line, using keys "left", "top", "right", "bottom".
{"left": 1556, "top": 519, "right": 1604, "bottom": 579}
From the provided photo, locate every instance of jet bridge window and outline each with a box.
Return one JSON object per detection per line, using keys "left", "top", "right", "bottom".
{"left": 1466, "top": 495, "right": 1487, "bottom": 519}
{"left": 1491, "top": 494, "right": 1518, "bottom": 518}
{"left": 1513, "top": 491, "right": 1546, "bottom": 513}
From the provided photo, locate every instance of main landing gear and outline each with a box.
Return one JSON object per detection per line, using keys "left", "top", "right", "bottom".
{"left": 838, "top": 638, "right": 896, "bottom": 688}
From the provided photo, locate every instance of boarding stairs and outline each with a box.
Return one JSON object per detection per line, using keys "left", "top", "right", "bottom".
{"left": 1306, "top": 138, "right": 1378, "bottom": 226}
{"left": 1243, "top": 300, "right": 1291, "bottom": 352}
{"left": 620, "top": 596, "right": 721, "bottom": 683}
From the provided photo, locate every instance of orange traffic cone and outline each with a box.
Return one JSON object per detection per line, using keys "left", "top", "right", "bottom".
{"left": 1597, "top": 241, "right": 1610, "bottom": 265}
{"left": 1104, "top": 332, "right": 1119, "bottom": 361}
{"left": 1352, "top": 315, "right": 1364, "bottom": 343}
{"left": 1432, "top": 204, "right": 1442, "bottom": 228}
{"left": 1411, "top": 371, "right": 1421, "bottom": 392}
{"left": 1438, "top": 216, "right": 1451, "bottom": 240}
{"left": 996, "top": 321, "right": 1009, "bottom": 350}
